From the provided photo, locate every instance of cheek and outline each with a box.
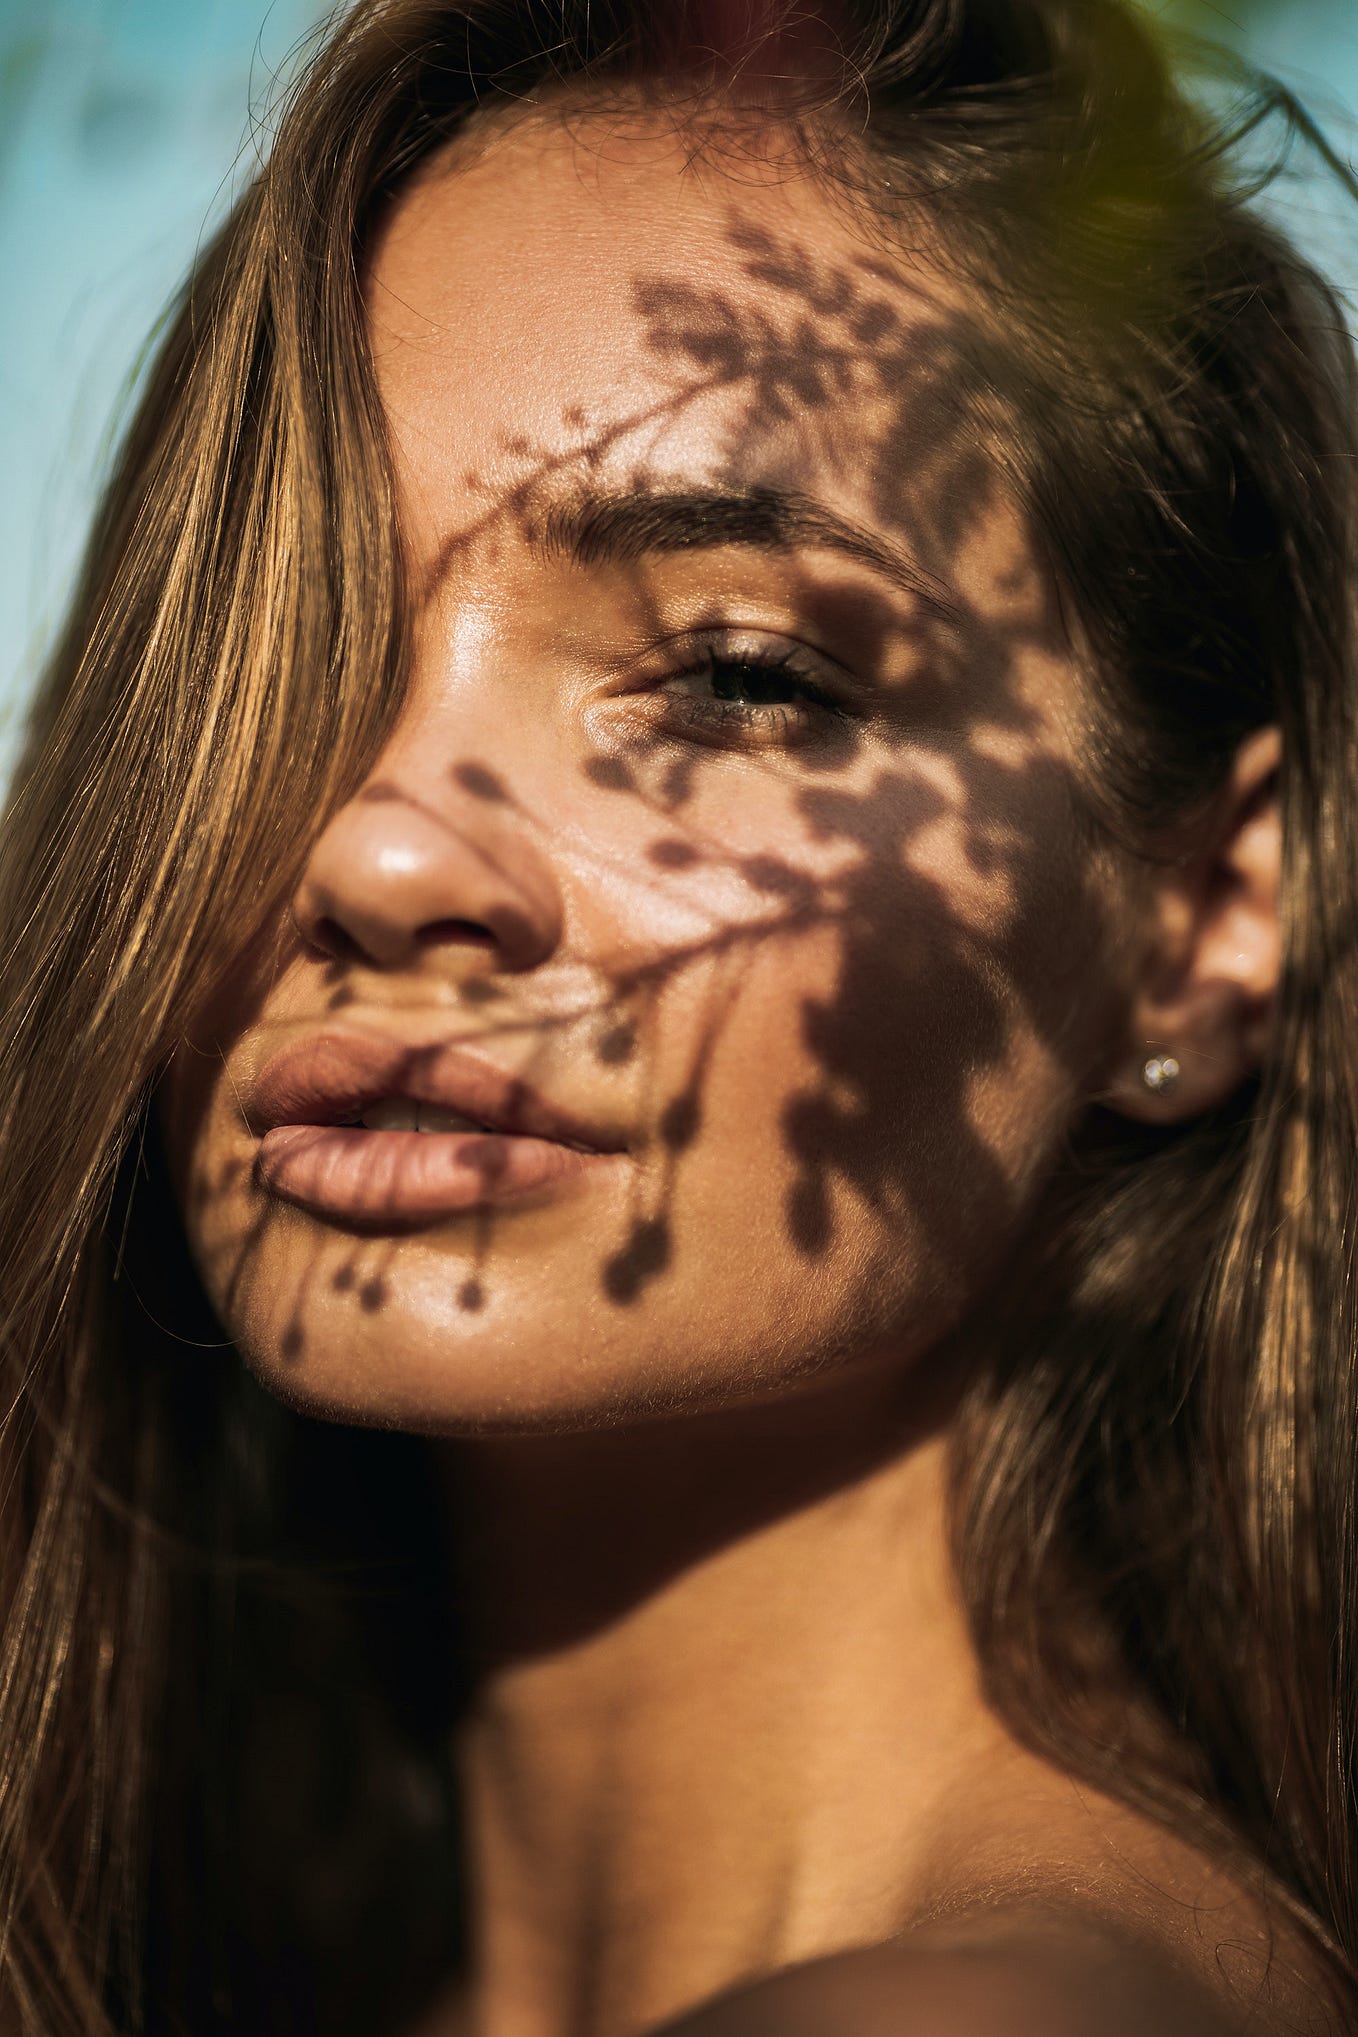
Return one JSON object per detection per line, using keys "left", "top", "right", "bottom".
{"left": 645, "top": 828, "right": 1087, "bottom": 1364}
{"left": 156, "top": 1063, "right": 281, "bottom": 1378}
{"left": 156, "top": 948, "right": 280, "bottom": 1246}
{"left": 157, "top": 1046, "right": 242, "bottom": 1259}
{"left": 586, "top": 720, "right": 1109, "bottom": 1403}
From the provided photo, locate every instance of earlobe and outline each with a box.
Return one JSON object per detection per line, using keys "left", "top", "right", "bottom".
{"left": 1110, "top": 726, "right": 1281, "bottom": 1126}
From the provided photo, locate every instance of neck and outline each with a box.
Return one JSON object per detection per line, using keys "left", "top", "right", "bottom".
{"left": 432, "top": 1360, "right": 1022, "bottom": 2037}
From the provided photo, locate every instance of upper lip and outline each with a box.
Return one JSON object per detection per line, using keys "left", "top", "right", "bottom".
{"left": 243, "top": 1029, "right": 629, "bottom": 1154}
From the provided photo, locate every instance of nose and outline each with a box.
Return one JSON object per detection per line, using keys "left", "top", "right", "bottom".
{"left": 292, "top": 774, "right": 564, "bottom": 975}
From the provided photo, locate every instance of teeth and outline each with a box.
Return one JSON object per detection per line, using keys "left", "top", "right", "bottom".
{"left": 357, "top": 1100, "right": 489, "bottom": 1134}
{"left": 418, "top": 1105, "right": 488, "bottom": 1135}
{"left": 360, "top": 1099, "right": 420, "bottom": 1132}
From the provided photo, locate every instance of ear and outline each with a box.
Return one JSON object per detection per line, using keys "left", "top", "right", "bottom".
{"left": 1107, "top": 726, "right": 1281, "bottom": 1124}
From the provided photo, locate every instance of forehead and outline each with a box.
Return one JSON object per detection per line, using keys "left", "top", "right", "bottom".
{"left": 363, "top": 111, "right": 1018, "bottom": 591}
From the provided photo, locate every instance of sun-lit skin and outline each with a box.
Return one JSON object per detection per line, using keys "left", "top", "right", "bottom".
{"left": 154, "top": 110, "right": 1302, "bottom": 2037}
{"left": 159, "top": 114, "right": 1139, "bottom": 1437}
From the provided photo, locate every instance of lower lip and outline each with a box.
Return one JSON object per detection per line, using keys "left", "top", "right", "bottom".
{"left": 256, "top": 1125, "right": 618, "bottom": 1225}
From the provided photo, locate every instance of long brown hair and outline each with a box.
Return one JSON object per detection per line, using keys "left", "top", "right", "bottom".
{"left": 2, "top": 2, "right": 1355, "bottom": 2029}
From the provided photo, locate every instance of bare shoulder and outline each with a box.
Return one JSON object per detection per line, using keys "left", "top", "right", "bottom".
{"left": 650, "top": 1919, "right": 1246, "bottom": 2037}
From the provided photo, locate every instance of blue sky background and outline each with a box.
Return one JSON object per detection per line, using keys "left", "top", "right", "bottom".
{"left": 1, "top": 0, "right": 1356, "bottom": 787}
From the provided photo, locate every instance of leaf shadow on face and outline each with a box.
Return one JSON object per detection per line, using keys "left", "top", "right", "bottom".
{"left": 271, "top": 214, "right": 1109, "bottom": 1347}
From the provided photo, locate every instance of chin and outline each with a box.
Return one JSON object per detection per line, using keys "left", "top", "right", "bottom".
{"left": 211, "top": 1207, "right": 953, "bottom": 1443}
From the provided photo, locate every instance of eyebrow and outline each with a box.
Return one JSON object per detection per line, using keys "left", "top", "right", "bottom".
{"left": 533, "top": 483, "right": 967, "bottom": 633}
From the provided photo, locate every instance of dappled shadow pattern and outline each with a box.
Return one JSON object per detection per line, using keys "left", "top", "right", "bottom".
{"left": 176, "top": 213, "right": 1109, "bottom": 1456}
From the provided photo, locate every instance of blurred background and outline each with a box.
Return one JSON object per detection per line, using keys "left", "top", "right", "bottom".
{"left": 0, "top": 0, "right": 1355, "bottom": 787}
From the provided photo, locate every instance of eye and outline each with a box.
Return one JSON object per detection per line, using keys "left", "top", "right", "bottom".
{"left": 650, "top": 636, "right": 855, "bottom": 751}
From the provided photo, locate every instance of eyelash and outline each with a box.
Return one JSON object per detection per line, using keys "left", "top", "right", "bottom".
{"left": 652, "top": 640, "right": 853, "bottom": 749}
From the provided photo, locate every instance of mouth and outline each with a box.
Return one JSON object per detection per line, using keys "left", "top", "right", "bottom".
{"left": 330, "top": 1096, "right": 598, "bottom": 1153}
{"left": 245, "top": 1029, "right": 630, "bottom": 1228}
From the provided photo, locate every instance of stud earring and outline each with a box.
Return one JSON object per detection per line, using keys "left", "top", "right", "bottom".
{"left": 1141, "top": 1053, "right": 1181, "bottom": 1095}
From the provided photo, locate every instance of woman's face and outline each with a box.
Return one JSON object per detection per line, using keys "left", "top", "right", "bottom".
{"left": 161, "top": 112, "right": 1134, "bottom": 1433}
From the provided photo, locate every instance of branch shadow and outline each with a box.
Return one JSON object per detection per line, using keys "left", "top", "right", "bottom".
{"left": 159, "top": 210, "right": 1118, "bottom": 1648}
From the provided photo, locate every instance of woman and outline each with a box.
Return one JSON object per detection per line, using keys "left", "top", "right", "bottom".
{"left": 1, "top": 0, "right": 1354, "bottom": 2030}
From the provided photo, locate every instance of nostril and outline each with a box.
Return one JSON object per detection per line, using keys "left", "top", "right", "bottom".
{"left": 417, "top": 917, "right": 499, "bottom": 949}
{"left": 298, "top": 912, "right": 365, "bottom": 964}
{"left": 416, "top": 910, "right": 547, "bottom": 971}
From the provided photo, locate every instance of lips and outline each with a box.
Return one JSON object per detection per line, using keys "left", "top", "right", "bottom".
{"left": 243, "top": 1028, "right": 629, "bottom": 1227}
{"left": 244, "top": 1029, "right": 626, "bottom": 1153}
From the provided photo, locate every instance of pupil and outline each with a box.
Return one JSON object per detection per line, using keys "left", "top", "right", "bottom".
{"left": 712, "top": 660, "right": 781, "bottom": 704}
